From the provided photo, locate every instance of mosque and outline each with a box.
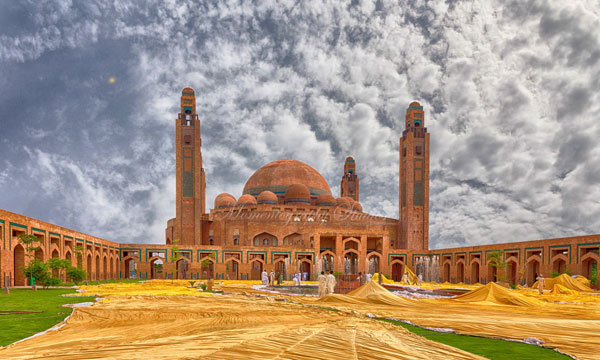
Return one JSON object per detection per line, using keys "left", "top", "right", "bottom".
{"left": 0, "top": 88, "right": 598, "bottom": 287}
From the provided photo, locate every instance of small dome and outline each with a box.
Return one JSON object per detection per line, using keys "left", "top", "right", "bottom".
{"left": 237, "top": 194, "right": 257, "bottom": 206}
{"left": 409, "top": 101, "right": 421, "bottom": 107}
{"left": 257, "top": 190, "right": 278, "bottom": 205}
{"left": 182, "top": 87, "right": 195, "bottom": 94}
{"left": 284, "top": 184, "right": 311, "bottom": 204}
{"left": 352, "top": 202, "right": 363, "bottom": 212}
{"left": 335, "top": 197, "right": 351, "bottom": 209}
{"left": 316, "top": 193, "right": 336, "bottom": 206}
{"left": 214, "top": 193, "right": 236, "bottom": 208}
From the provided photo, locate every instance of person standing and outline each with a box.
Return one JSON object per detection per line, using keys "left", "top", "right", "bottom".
{"left": 417, "top": 273, "right": 423, "bottom": 286}
{"left": 536, "top": 274, "right": 545, "bottom": 295}
{"left": 357, "top": 272, "right": 364, "bottom": 286}
{"left": 326, "top": 271, "right": 337, "bottom": 294}
{"left": 366, "top": 272, "right": 372, "bottom": 283}
{"left": 318, "top": 271, "right": 327, "bottom": 297}
{"left": 269, "top": 270, "right": 275, "bottom": 286}
{"left": 378, "top": 272, "right": 383, "bottom": 285}
{"left": 261, "top": 270, "right": 269, "bottom": 286}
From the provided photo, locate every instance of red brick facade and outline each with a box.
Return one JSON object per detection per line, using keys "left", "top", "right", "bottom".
{"left": 1, "top": 92, "right": 598, "bottom": 287}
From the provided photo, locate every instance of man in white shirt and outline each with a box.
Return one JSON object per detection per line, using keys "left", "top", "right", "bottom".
{"left": 326, "top": 271, "right": 337, "bottom": 294}
{"left": 317, "top": 271, "right": 327, "bottom": 297}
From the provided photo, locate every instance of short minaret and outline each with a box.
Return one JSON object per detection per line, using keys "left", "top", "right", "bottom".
{"left": 340, "top": 156, "right": 359, "bottom": 202}
{"left": 398, "top": 102, "right": 429, "bottom": 250}
{"left": 174, "top": 87, "right": 206, "bottom": 245}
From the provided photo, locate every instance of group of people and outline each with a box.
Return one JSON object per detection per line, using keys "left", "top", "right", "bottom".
{"left": 401, "top": 272, "right": 423, "bottom": 286}
{"left": 317, "top": 271, "right": 337, "bottom": 297}
{"left": 261, "top": 270, "right": 282, "bottom": 286}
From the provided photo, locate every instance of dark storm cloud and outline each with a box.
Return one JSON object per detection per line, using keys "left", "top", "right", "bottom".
{"left": 0, "top": 0, "right": 598, "bottom": 247}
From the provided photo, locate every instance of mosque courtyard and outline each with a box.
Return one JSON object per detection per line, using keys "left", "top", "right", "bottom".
{"left": 1, "top": 277, "right": 598, "bottom": 360}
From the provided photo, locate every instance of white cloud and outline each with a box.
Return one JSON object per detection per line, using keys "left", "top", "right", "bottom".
{"left": 2, "top": 0, "right": 599, "bottom": 247}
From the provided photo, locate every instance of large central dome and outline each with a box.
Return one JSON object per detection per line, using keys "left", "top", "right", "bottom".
{"left": 243, "top": 159, "right": 332, "bottom": 198}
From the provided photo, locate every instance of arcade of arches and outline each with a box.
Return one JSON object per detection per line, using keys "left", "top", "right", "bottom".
{"left": 1, "top": 207, "right": 599, "bottom": 287}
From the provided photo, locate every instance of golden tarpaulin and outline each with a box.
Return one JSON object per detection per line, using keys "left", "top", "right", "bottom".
{"left": 2, "top": 280, "right": 600, "bottom": 359}
{"left": 0, "top": 294, "right": 483, "bottom": 360}
{"left": 303, "top": 281, "right": 600, "bottom": 360}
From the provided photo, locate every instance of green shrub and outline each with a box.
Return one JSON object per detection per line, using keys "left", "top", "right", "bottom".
{"left": 200, "top": 283, "right": 207, "bottom": 291}
{"left": 43, "top": 277, "right": 61, "bottom": 288}
{"left": 189, "top": 281, "right": 196, "bottom": 287}
{"left": 66, "top": 266, "right": 87, "bottom": 285}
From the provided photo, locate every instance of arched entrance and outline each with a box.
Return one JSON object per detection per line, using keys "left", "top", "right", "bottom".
{"left": 176, "top": 258, "right": 189, "bottom": 279}
{"left": 367, "top": 253, "right": 382, "bottom": 275}
{"left": 13, "top": 244, "right": 25, "bottom": 286}
{"left": 443, "top": 261, "right": 451, "bottom": 282}
{"left": 200, "top": 258, "right": 215, "bottom": 279}
{"left": 124, "top": 257, "right": 137, "bottom": 279}
{"left": 225, "top": 258, "right": 240, "bottom": 280}
{"left": 51, "top": 249, "right": 60, "bottom": 278}
{"left": 506, "top": 258, "right": 518, "bottom": 285}
{"left": 391, "top": 261, "right": 404, "bottom": 282}
{"left": 109, "top": 256, "right": 114, "bottom": 279}
{"left": 552, "top": 256, "right": 567, "bottom": 274}
{"left": 95, "top": 255, "right": 100, "bottom": 280}
{"left": 487, "top": 263, "right": 497, "bottom": 283}
{"left": 456, "top": 261, "right": 465, "bottom": 283}
{"left": 35, "top": 248, "right": 44, "bottom": 262}
{"left": 319, "top": 252, "right": 335, "bottom": 274}
{"left": 86, "top": 254, "right": 93, "bottom": 280}
{"left": 582, "top": 257, "right": 598, "bottom": 288}
{"left": 273, "top": 259, "right": 286, "bottom": 281}
{"left": 250, "top": 259, "right": 263, "bottom": 280}
{"left": 343, "top": 250, "right": 359, "bottom": 274}
{"left": 470, "top": 261, "right": 480, "bottom": 284}
{"left": 299, "top": 260, "right": 311, "bottom": 280}
{"left": 150, "top": 258, "right": 163, "bottom": 279}
{"left": 526, "top": 256, "right": 541, "bottom": 286}
{"left": 102, "top": 256, "right": 107, "bottom": 280}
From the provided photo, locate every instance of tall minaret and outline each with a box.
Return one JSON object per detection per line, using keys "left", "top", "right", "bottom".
{"left": 340, "top": 156, "right": 359, "bottom": 201}
{"left": 175, "top": 87, "right": 206, "bottom": 245}
{"left": 398, "top": 101, "right": 429, "bottom": 250}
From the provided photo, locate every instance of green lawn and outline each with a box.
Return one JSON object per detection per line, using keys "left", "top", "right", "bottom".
{"left": 0, "top": 289, "right": 96, "bottom": 346}
{"left": 378, "top": 318, "right": 570, "bottom": 360}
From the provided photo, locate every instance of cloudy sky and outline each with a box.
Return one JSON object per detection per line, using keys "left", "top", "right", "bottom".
{"left": 1, "top": 0, "right": 599, "bottom": 248}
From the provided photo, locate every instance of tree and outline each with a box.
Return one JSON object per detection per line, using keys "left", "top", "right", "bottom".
{"left": 22, "top": 260, "right": 50, "bottom": 288}
{"left": 201, "top": 253, "right": 216, "bottom": 280}
{"left": 486, "top": 250, "right": 507, "bottom": 283}
{"left": 66, "top": 266, "right": 87, "bottom": 285}
{"left": 74, "top": 245, "right": 84, "bottom": 269}
{"left": 48, "top": 258, "right": 71, "bottom": 283}
{"left": 18, "top": 234, "right": 42, "bottom": 289}
{"left": 169, "top": 239, "right": 182, "bottom": 283}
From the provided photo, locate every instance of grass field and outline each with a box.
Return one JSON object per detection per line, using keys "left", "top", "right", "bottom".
{"left": 0, "top": 289, "right": 96, "bottom": 346}
{"left": 378, "top": 318, "right": 570, "bottom": 360}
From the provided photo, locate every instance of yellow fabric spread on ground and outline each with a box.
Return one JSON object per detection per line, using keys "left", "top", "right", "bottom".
{"left": 0, "top": 294, "right": 483, "bottom": 360}
{"left": 371, "top": 273, "right": 395, "bottom": 284}
{"left": 74, "top": 280, "right": 213, "bottom": 296}
{"left": 298, "top": 285, "right": 600, "bottom": 360}
{"left": 575, "top": 275, "right": 592, "bottom": 288}
{"left": 451, "top": 282, "right": 544, "bottom": 306}
{"left": 532, "top": 274, "right": 594, "bottom": 292}
{"left": 551, "top": 284, "right": 579, "bottom": 295}
{"left": 320, "top": 281, "right": 415, "bottom": 306}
